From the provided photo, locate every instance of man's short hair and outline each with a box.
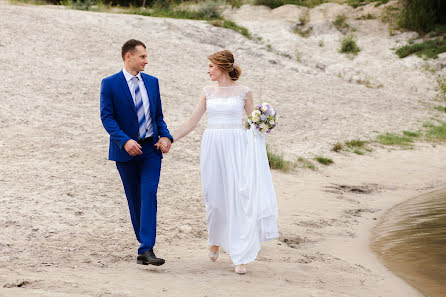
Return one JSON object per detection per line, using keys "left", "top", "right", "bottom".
{"left": 121, "top": 39, "right": 146, "bottom": 60}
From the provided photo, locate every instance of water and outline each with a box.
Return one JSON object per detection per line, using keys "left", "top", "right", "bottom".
{"left": 371, "top": 189, "right": 446, "bottom": 297}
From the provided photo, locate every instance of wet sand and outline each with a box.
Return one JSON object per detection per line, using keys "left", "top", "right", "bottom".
{"left": 372, "top": 189, "right": 446, "bottom": 297}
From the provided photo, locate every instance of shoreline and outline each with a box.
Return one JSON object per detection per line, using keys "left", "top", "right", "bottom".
{"left": 371, "top": 188, "right": 446, "bottom": 297}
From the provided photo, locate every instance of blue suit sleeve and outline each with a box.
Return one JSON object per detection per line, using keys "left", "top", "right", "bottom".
{"left": 154, "top": 80, "right": 173, "bottom": 143}
{"left": 100, "top": 78, "right": 131, "bottom": 149}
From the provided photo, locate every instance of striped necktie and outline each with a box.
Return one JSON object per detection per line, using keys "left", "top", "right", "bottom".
{"left": 131, "top": 77, "right": 147, "bottom": 140}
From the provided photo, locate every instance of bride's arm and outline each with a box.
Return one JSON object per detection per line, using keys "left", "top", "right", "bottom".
{"left": 244, "top": 91, "right": 254, "bottom": 116}
{"left": 171, "top": 92, "right": 207, "bottom": 143}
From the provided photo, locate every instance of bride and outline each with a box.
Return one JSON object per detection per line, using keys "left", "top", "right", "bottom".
{"left": 163, "top": 50, "right": 278, "bottom": 274}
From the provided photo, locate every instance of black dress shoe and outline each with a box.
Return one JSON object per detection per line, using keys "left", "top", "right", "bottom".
{"left": 137, "top": 249, "right": 165, "bottom": 266}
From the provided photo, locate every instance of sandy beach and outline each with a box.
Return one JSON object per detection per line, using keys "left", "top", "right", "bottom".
{"left": 1, "top": 1, "right": 445, "bottom": 296}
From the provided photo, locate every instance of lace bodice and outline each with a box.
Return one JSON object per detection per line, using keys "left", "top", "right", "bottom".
{"left": 203, "top": 85, "right": 250, "bottom": 129}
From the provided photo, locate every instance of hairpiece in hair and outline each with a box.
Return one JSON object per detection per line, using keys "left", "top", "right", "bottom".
{"left": 233, "top": 63, "right": 237, "bottom": 70}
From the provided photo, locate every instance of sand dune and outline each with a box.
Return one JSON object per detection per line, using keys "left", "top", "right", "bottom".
{"left": 0, "top": 1, "right": 445, "bottom": 296}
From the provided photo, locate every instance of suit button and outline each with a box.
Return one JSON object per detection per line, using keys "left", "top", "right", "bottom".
{"left": 135, "top": 121, "right": 138, "bottom": 125}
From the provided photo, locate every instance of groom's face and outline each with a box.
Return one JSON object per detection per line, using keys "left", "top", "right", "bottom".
{"left": 127, "top": 45, "right": 148, "bottom": 72}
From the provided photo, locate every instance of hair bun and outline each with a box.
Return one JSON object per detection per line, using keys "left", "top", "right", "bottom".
{"left": 208, "top": 50, "right": 242, "bottom": 81}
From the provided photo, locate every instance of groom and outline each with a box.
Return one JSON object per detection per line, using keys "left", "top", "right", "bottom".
{"left": 100, "top": 39, "right": 172, "bottom": 266}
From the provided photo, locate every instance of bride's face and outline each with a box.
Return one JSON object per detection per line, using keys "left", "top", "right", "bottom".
{"left": 207, "top": 61, "right": 224, "bottom": 81}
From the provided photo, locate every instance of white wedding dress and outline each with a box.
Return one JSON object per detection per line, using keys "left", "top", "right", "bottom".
{"left": 200, "top": 85, "right": 279, "bottom": 265}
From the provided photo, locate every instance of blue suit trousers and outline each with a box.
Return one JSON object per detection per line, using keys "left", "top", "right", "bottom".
{"left": 115, "top": 143, "right": 162, "bottom": 254}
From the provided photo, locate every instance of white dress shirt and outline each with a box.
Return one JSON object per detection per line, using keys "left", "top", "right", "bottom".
{"left": 122, "top": 68, "right": 153, "bottom": 138}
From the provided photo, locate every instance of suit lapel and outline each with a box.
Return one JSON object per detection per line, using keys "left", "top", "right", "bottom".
{"left": 118, "top": 71, "right": 136, "bottom": 114}
{"left": 141, "top": 74, "right": 156, "bottom": 120}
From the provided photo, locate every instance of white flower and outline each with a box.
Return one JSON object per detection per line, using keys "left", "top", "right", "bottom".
{"left": 252, "top": 110, "right": 261, "bottom": 122}
{"left": 270, "top": 120, "right": 275, "bottom": 125}
{"left": 260, "top": 122, "right": 268, "bottom": 130}
{"left": 261, "top": 103, "right": 268, "bottom": 112}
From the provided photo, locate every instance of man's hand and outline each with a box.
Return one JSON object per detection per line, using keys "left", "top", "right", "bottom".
{"left": 155, "top": 137, "right": 172, "bottom": 153}
{"left": 124, "top": 139, "right": 143, "bottom": 156}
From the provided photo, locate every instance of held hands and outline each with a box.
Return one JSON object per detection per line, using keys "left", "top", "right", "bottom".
{"left": 124, "top": 138, "right": 172, "bottom": 155}
{"left": 155, "top": 137, "right": 172, "bottom": 153}
{"left": 124, "top": 139, "right": 143, "bottom": 156}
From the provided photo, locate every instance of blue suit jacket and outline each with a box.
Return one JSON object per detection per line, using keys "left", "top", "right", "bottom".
{"left": 100, "top": 70, "right": 173, "bottom": 162}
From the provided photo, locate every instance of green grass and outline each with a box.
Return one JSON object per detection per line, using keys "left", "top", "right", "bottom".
{"left": 356, "top": 13, "right": 376, "bottom": 20}
{"left": 402, "top": 130, "right": 421, "bottom": 137}
{"left": 395, "top": 37, "right": 446, "bottom": 59}
{"left": 129, "top": 3, "right": 252, "bottom": 39}
{"left": 435, "top": 76, "right": 446, "bottom": 102}
{"left": 333, "top": 139, "right": 370, "bottom": 155}
{"left": 434, "top": 105, "right": 446, "bottom": 112}
{"left": 376, "top": 133, "right": 414, "bottom": 146}
{"left": 332, "top": 139, "right": 371, "bottom": 154}
{"left": 314, "top": 156, "right": 334, "bottom": 165}
{"left": 339, "top": 34, "right": 360, "bottom": 55}
{"left": 9, "top": 0, "right": 48, "bottom": 4}
{"left": 267, "top": 145, "right": 294, "bottom": 171}
{"left": 347, "top": 0, "right": 388, "bottom": 8}
{"left": 208, "top": 20, "right": 252, "bottom": 39}
{"left": 345, "top": 139, "right": 367, "bottom": 148}
{"left": 130, "top": 6, "right": 221, "bottom": 21}
{"left": 297, "top": 157, "right": 317, "bottom": 170}
{"left": 353, "top": 149, "right": 364, "bottom": 155}
{"left": 425, "top": 121, "right": 446, "bottom": 141}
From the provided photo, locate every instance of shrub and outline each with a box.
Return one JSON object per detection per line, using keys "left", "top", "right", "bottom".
{"left": 227, "top": 0, "right": 243, "bottom": 7}
{"left": 398, "top": 0, "right": 437, "bottom": 33}
{"left": 331, "top": 142, "right": 343, "bottom": 152}
{"left": 339, "top": 34, "right": 360, "bottom": 55}
{"left": 333, "top": 14, "right": 349, "bottom": 31}
{"left": 254, "top": 0, "right": 325, "bottom": 9}
{"left": 197, "top": 0, "right": 221, "bottom": 20}
{"left": 71, "top": 0, "right": 95, "bottom": 10}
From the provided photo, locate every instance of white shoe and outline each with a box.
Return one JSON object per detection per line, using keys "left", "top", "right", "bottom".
{"left": 208, "top": 246, "right": 219, "bottom": 262}
{"left": 235, "top": 264, "right": 247, "bottom": 274}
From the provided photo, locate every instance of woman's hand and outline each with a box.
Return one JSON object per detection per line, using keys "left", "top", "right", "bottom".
{"left": 155, "top": 137, "right": 172, "bottom": 153}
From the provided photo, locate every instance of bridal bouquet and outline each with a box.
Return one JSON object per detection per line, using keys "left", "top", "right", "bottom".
{"left": 246, "top": 102, "right": 278, "bottom": 134}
